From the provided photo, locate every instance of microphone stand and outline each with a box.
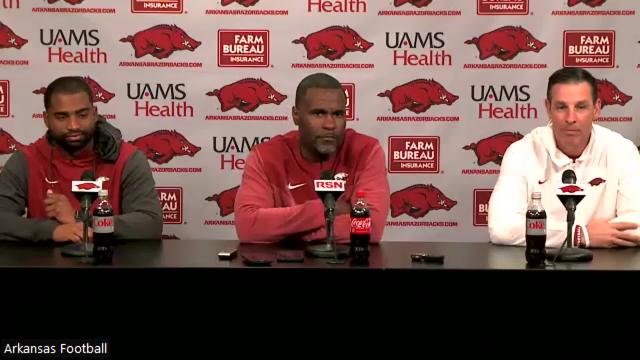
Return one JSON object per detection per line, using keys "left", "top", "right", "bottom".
{"left": 60, "top": 199, "right": 94, "bottom": 259}
{"left": 546, "top": 202, "right": 593, "bottom": 263}
{"left": 306, "top": 201, "right": 348, "bottom": 262}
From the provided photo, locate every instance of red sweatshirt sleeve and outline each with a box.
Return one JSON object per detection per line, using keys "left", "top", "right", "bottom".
{"left": 300, "top": 143, "right": 390, "bottom": 244}
{"left": 234, "top": 149, "right": 326, "bottom": 243}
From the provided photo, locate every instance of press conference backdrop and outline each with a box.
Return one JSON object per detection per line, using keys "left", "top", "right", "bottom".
{"left": 0, "top": 0, "right": 638, "bottom": 242}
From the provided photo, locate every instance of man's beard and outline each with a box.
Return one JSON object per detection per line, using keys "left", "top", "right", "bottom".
{"left": 51, "top": 130, "right": 94, "bottom": 154}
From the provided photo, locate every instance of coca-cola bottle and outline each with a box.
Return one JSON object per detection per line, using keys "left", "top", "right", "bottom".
{"left": 92, "top": 189, "right": 114, "bottom": 264}
{"left": 350, "top": 191, "right": 371, "bottom": 265}
{"left": 525, "top": 191, "right": 546, "bottom": 267}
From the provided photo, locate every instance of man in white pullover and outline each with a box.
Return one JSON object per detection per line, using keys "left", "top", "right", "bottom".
{"left": 489, "top": 67, "right": 640, "bottom": 248}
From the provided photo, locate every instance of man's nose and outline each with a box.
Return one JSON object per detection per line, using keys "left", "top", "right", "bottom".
{"left": 67, "top": 116, "right": 81, "bottom": 130}
{"left": 322, "top": 115, "right": 337, "bottom": 129}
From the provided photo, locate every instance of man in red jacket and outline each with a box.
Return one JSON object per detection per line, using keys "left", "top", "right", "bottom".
{"left": 234, "top": 73, "right": 390, "bottom": 244}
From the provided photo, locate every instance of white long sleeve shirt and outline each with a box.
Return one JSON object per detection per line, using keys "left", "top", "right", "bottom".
{"left": 488, "top": 124, "right": 640, "bottom": 248}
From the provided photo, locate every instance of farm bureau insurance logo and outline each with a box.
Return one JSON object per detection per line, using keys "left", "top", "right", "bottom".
{"left": 218, "top": 30, "right": 269, "bottom": 67}
{"left": 132, "top": 0, "right": 183, "bottom": 13}
{"left": 342, "top": 83, "right": 355, "bottom": 121}
{"left": 157, "top": 187, "right": 183, "bottom": 224}
{"left": 563, "top": 30, "right": 615, "bottom": 68}
{"left": 388, "top": 136, "right": 440, "bottom": 173}
{"left": 473, "top": 189, "right": 492, "bottom": 226}
{"left": 477, "top": 0, "right": 529, "bottom": 15}
{"left": 32, "top": 0, "right": 116, "bottom": 14}
{"left": 0, "top": 80, "right": 9, "bottom": 117}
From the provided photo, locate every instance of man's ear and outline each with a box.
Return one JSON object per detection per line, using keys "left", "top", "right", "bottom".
{"left": 544, "top": 98, "right": 551, "bottom": 119}
{"left": 594, "top": 98, "right": 602, "bottom": 119}
{"left": 43, "top": 111, "right": 49, "bottom": 129}
{"left": 292, "top": 106, "right": 300, "bottom": 126}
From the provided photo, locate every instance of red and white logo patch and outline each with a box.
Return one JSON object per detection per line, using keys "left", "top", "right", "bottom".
{"left": 341, "top": 83, "right": 355, "bottom": 121}
{"left": 477, "top": 0, "right": 529, "bottom": 15}
{"left": 131, "top": 0, "right": 183, "bottom": 13}
{"left": 218, "top": 30, "right": 269, "bottom": 67}
{"left": 473, "top": 189, "right": 492, "bottom": 226}
{"left": 157, "top": 187, "right": 183, "bottom": 224}
{"left": 563, "top": 30, "right": 615, "bottom": 68}
{"left": 0, "top": 81, "right": 9, "bottom": 117}
{"left": 388, "top": 136, "right": 440, "bottom": 173}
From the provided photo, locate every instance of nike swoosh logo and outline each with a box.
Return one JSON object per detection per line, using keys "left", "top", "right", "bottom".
{"left": 288, "top": 183, "right": 305, "bottom": 190}
{"left": 538, "top": 180, "right": 547, "bottom": 185}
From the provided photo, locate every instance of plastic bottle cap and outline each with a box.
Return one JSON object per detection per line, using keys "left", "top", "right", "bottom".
{"left": 356, "top": 191, "right": 366, "bottom": 197}
{"left": 98, "top": 189, "right": 108, "bottom": 197}
{"left": 532, "top": 191, "right": 541, "bottom": 199}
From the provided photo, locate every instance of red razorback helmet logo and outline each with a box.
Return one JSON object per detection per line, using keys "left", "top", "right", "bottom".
{"left": 390, "top": 184, "right": 457, "bottom": 218}
{"left": 221, "top": 0, "right": 260, "bottom": 6}
{"left": 47, "top": 0, "right": 85, "bottom": 4}
{"left": 463, "top": 132, "right": 523, "bottom": 166}
{"left": 120, "top": 24, "right": 201, "bottom": 59}
{"left": 568, "top": 0, "right": 607, "bottom": 7}
{"left": 205, "top": 185, "right": 240, "bottom": 217}
{"left": 33, "top": 76, "right": 115, "bottom": 104}
{"left": 378, "top": 79, "right": 458, "bottom": 114}
{"left": 596, "top": 79, "right": 632, "bottom": 108}
{"left": 131, "top": 130, "right": 201, "bottom": 165}
{"left": 465, "top": 26, "right": 546, "bottom": 61}
{"left": 0, "top": 22, "right": 28, "bottom": 50}
{"left": 394, "top": 0, "right": 432, "bottom": 7}
{"left": 293, "top": 26, "right": 373, "bottom": 61}
{"left": 0, "top": 129, "right": 26, "bottom": 155}
{"left": 206, "top": 78, "right": 287, "bottom": 113}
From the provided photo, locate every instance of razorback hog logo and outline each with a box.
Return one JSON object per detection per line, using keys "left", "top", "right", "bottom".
{"left": 206, "top": 78, "right": 287, "bottom": 113}
{"left": 560, "top": 185, "right": 583, "bottom": 193}
{"left": 131, "top": 130, "right": 201, "bottom": 165}
{"left": 394, "top": 0, "right": 432, "bottom": 7}
{"left": 33, "top": 76, "right": 115, "bottom": 104}
{"left": 0, "top": 129, "right": 26, "bottom": 155}
{"left": 378, "top": 79, "right": 458, "bottom": 114}
{"left": 205, "top": 186, "right": 240, "bottom": 217}
{"left": 76, "top": 183, "right": 99, "bottom": 190}
{"left": 589, "top": 178, "right": 605, "bottom": 186}
{"left": 597, "top": 79, "right": 632, "bottom": 108}
{"left": 465, "top": 26, "right": 546, "bottom": 61}
{"left": 293, "top": 26, "right": 373, "bottom": 61}
{"left": 568, "top": 0, "right": 607, "bottom": 7}
{"left": 221, "top": 0, "right": 260, "bottom": 6}
{"left": 47, "top": 0, "right": 85, "bottom": 4}
{"left": 120, "top": 25, "right": 201, "bottom": 60}
{"left": 0, "top": 22, "right": 28, "bottom": 50}
{"left": 463, "top": 132, "right": 523, "bottom": 166}
{"left": 390, "top": 184, "right": 457, "bottom": 218}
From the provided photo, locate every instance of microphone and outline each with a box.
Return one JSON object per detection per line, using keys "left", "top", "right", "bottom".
{"left": 63, "top": 171, "right": 102, "bottom": 259}
{"left": 307, "top": 170, "right": 349, "bottom": 262}
{"left": 546, "top": 169, "right": 593, "bottom": 263}
{"left": 314, "top": 170, "right": 345, "bottom": 210}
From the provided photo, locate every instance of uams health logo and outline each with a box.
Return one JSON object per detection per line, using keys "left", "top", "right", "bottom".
{"left": 120, "top": 25, "right": 200, "bottom": 59}
{"left": 205, "top": 185, "right": 239, "bottom": 218}
{"left": 563, "top": 31, "right": 615, "bottom": 68}
{"left": 465, "top": 26, "right": 546, "bottom": 61}
{"left": 568, "top": 0, "right": 606, "bottom": 7}
{"left": 206, "top": 78, "right": 286, "bottom": 113}
{"left": 307, "top": 0, "right": 367, "bottom": 13}
{"left": 222, "top": 0, "right": 259, "bottom": 6}
{"left": 386, "top": 32, "right": 452, "bottom": 67}
{"left": 0, "top": 81, "right": 10, "bottom": 118}
{"left": 218, "top": 30, "right": 269, "bottom": 67}
{"left": 378, "top": 79, "right": 458, "bottom": 114}
{"left": 0, "top": 129, "right": 25, "bottom": 154}
{"left": 127, "top": 82, "right": 193, "bottom": 118}
{"left": 2, "top": 0, "right": 20, "bottom": 9}
{"left": 132, "top": 0, "right": 183, "bottom": 13}
{"left": 388, "top": 136, "right": 439, "bottom": 173}
{"left": 477, "top": 0, "right": 529, "bottom": 15}
{"left": 213, "top": 136, "right": 270, "bottom": 171}
{"left": 293, "top": 26, "right": 373, "bottom": 60}
{"left": 471, "top": 84, "right": 538, "bottom": 120}
{"left": 473, "top": 189, "right": 492, "bottom": 226}
{"left": 390, "top": 184, "right": 457, "bottom": 218}
{"left": 394, "top": 0, "right": 432, "bottom": 7}
{"left": 462, "top": 132, "right": 523, "bottom": 174}
{"left": 131, "top": 130, "right": 201, "bottom": 165}
{"left": 39, "top": 28, "right": 106, "bottom": 64}
{"left": 156, "top": 187, "right": 183, "bottom": 224}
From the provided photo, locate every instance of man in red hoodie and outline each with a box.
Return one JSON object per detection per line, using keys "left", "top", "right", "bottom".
{"left": 0, "top": 76, "right": 162, "bottom": 242}
{"left": 234, "top": 73, "right": 390, "bottom": 244}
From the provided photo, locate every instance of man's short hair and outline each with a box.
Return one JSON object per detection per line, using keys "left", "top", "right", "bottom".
{"left": 295, "top": 73, "right": 344, "bottom": 106}
{"left": 546, "top": 67, "right": 598, "bottom": 104}
{"left": 44, "top": 76, "right": 93, "bottom": 110}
